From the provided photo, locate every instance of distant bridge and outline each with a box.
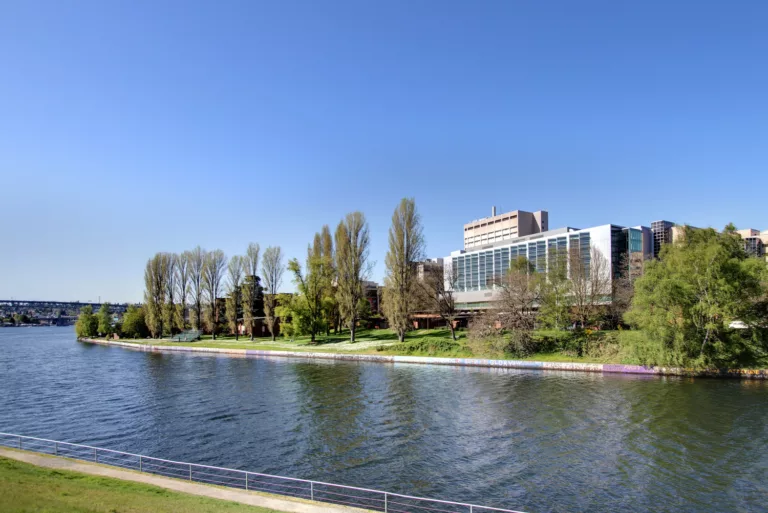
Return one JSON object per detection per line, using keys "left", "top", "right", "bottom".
{"left": 0, "top": 300, "right": 132, "bottom": 316}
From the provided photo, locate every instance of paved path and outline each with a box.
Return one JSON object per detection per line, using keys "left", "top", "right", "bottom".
{"left": 0, "top": 448, "right": 371, "bottom": 513}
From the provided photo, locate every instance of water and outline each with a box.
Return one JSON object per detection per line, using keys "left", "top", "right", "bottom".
{"left": 1, "top": 327, "right": 766, "bottom": 512}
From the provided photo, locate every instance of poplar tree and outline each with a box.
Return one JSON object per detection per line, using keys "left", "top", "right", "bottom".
{"left": 335, "top": 212, "right": 371, "bottom": 342}
{"left": 382, "top": 198, "right": 425, "bottom": 342}
{"left": 144, "top": 253, "right": 169, "bottom": 338}
{"left": 225, "top": 255, "right": 244, "bottom": 339}
{"left": 242, "top": 243, "right": 261, "bottom": 341}
{"left": 176, "top": 251, "right": 191, "bottom": 331}
{"left": 188, "top": 246, "right": 207, "bottom": 331}
{"left": 203, "top": 249, "right": 227, "bottom": 339}
{"left": 261, "top": 246, "right": 285, "bottom": 341}
{"left": 97, "top": 303, "right": 114, "bottom": 337}
{"left": 162, "top": 253, "right": 178, "bottom": 337}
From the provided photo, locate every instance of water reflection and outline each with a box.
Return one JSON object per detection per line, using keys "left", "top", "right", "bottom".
{"left": 0, "top": 327, "right": 766, "bottom": 513}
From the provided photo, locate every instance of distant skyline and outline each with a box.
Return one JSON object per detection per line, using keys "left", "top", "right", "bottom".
{"left": 2, "top": 0, "right": 767, "bottom": 303}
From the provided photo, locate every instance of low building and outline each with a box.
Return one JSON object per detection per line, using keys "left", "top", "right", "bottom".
{"left": 733, "top": 228, "right": 766, "bottom": 258}
{"left": 416, "top": 259, "right": 443, "bottom": 282}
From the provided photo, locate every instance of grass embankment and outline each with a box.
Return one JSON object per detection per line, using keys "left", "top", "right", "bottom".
{"left": 108, "top": 328, "right": 646, "bottom": 365}
{"left": 0, "top": 456, "right": 277, "bottom": 513}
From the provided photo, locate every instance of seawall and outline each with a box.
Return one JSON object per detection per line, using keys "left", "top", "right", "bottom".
{"left": 80, "top": 338, "right": 768, "bottom": 379}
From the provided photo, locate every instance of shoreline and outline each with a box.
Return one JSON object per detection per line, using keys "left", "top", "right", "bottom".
{"left": 80, "top": 338, "right": 768, "bottom": 379}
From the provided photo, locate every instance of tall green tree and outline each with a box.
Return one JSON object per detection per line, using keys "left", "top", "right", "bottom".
{"left": 242, "top": 243, "right": 261, "bottom": 341}
{"left": 203, "top": 249, "right": 227, "bottom": 339}
{"left": 334, "top": 212, "right": 371, "bottom": 342}
{"left": 144, "top": 253, "right": 170, "bottom": 338}
{"left": 97, "top": 303, "right": 114, "bottom": 337}
{"left": 162, "top": 253, "right": 178, "bottom": 337}
{"left": 288, "top": 243, "right": 326, "bottom": 343}
{"left": 626, "top": 226, "right": 768, "bottom": 367}
{"left": 121, "top": 305, "right": 149, "bottom": 339}
{"left": 75, "top": 305, "right": 99, "bottom": 338}
{"left": 382, "top": 198, "right": 425, "bottom": 342}
{"left": 188, "top": 246, "right": 207, "bottom": 331}
{"left": 176, "top": 251, "right": 191, "bottom": 331}
{"left": 261, "top": 246, "right": 285, "bottom": 341}
{"left": 225, "top": 255, "right": 244, "bottom": 339}
{"left": 317, "top": 226, "right": 339, "bottom": 335}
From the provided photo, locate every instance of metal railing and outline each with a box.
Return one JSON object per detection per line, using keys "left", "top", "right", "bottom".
{"left": 0, "top": 432, "right": 525, "bottom": 513}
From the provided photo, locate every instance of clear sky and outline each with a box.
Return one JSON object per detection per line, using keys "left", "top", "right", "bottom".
{"left": 1, "top": 0, "right": 767, "bottom": 303}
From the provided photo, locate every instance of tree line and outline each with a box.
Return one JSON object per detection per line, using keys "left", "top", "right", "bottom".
{"left": 139, "top": 244, "right": 286, "bottom": 340}
{"left": 80, "top": 198, "right": 437, "bottom": 344}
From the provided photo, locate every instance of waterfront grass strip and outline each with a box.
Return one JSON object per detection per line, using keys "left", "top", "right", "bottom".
{"left": 0, "top": 455, "right": 280, "bottom": 513}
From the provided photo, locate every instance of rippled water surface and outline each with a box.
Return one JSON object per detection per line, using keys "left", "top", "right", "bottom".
{"left": 1, "top": 327, "right": 767, "bottom": 512}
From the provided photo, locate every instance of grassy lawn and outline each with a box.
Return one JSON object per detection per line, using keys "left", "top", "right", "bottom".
{"left": 117, "top": 328, "right": 451, "bottom": 354}
{"left": 0, "top": 456, "right": 279, "bottom": 513}
{"left": 101, "top": 328, "right": 646, "bottom": 365}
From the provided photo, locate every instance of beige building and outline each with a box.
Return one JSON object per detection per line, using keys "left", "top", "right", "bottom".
{"left": 670, "top": 225, "right": 690, "bottom": 243}
{"left": 736, "top": 228, "right": 761, "bottom": 239}
{"left": 464, "top": 207, "right": 548, "bottom": 249}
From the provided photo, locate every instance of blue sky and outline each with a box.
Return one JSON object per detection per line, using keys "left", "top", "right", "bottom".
{"left": 1, "top": 0, "right": 767, "bottom": 303}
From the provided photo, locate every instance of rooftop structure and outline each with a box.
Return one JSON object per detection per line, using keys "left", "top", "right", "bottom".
{"left": 463, "top": 207, "right": 548, "bottom": 249}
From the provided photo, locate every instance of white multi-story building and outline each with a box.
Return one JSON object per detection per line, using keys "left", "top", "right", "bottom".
{"left": 445, "top": 224, "right": 652, "bottom": 310}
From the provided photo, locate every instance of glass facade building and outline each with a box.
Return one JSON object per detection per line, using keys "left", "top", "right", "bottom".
{"left": 451, "top": 229, "right": 600, "bottom": 292}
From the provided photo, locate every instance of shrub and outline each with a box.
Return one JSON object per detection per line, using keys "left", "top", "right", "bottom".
{"left": 377, "top": 337, "right": 470, "bottom": 357}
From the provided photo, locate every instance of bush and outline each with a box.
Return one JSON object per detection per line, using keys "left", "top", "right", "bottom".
{"left": 377, "top": 337, "right": 470, "bottom": 357}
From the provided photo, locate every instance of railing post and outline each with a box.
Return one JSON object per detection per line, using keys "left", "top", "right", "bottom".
{"left": 139, "top": 455, "right": 142, "bottom": 472}
{"left": 54, "top": 442, "right": 58, "bottom": 456}
{"left": 470, "top": 506, "right": 473, "bottom": 513}
{"left": 189, "top": 464, "right": 193, "bottom": 481}
{"left": 94, "top": 448, "right": 98, "bottom": 462}
{"left": 384, "top": 492, "right": 388, "bottom": 513}
{"left": 245, "top": 473, "right": 249, "bottom": 491}
{"left": 310, "top": 482, "right": 314, "bottom": 501}
{"left": 18, "top": 436, "right": 22, "bottom": 449}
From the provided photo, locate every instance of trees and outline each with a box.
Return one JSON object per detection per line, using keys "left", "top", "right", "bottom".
{"left": 225, "top": 255, "right": 244, "bottom": 340}
{"left": 188, "top": 246, "right": 207, "bottom": 331}
{"left": 242, "top": 243, "right": 261, "bottom": 341}
{"left": 203, "top": 249, "right": 227, "bottom": 339}
{"left": 176, "top": 251, "right": 190, "bottom": 331}
{"left": 97, "top": 303, "right": 114, "bottom": 337}
{"left": 75, "top": 305, "right": 99, "bottom": 338}
{"left": 287, "top": 245, "right": 325, "bottom": 343}
{"left": 626, "top": 226, "right": 768, "bottom": 367}
{"left": 334, "top": 212, "right": 371, "bottom": 342}
{"left": 261, "top": 246, "right": 285, "bottom": 341}
{"left": 418, "top": 261, "right": 460, "bottom": 340}
{"left": 538, "top": 249, "right": 571, "bottom": 331}
{"left": 144, "top": 253, "right": 170, "bottom": 338}
{"left": 163, "top": 253, "right": 178, "bottom": 337}
{"left": 569, "top": 246, "right": 611, "bottom": 329}
{"left": 607, "top": 253, "right": 637, "bottom": 329}
{"left": 318, "top": 226, "right": 339, "bottom": 336}
{"left": 495, "top": 256, "right": 540, "bottom": 331}
{"left": 382, "top": 198, "right": 425, "bottom": 342}
{"left": 121, "top": 305, "right": 149, "bottom": 339}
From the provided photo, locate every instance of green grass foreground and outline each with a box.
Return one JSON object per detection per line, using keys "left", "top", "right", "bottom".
{"left": 104, "top": 328, "right": 648, "bottom": 365}
{"left": 0, "top": 456, "right": 279, "bottom": 513}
